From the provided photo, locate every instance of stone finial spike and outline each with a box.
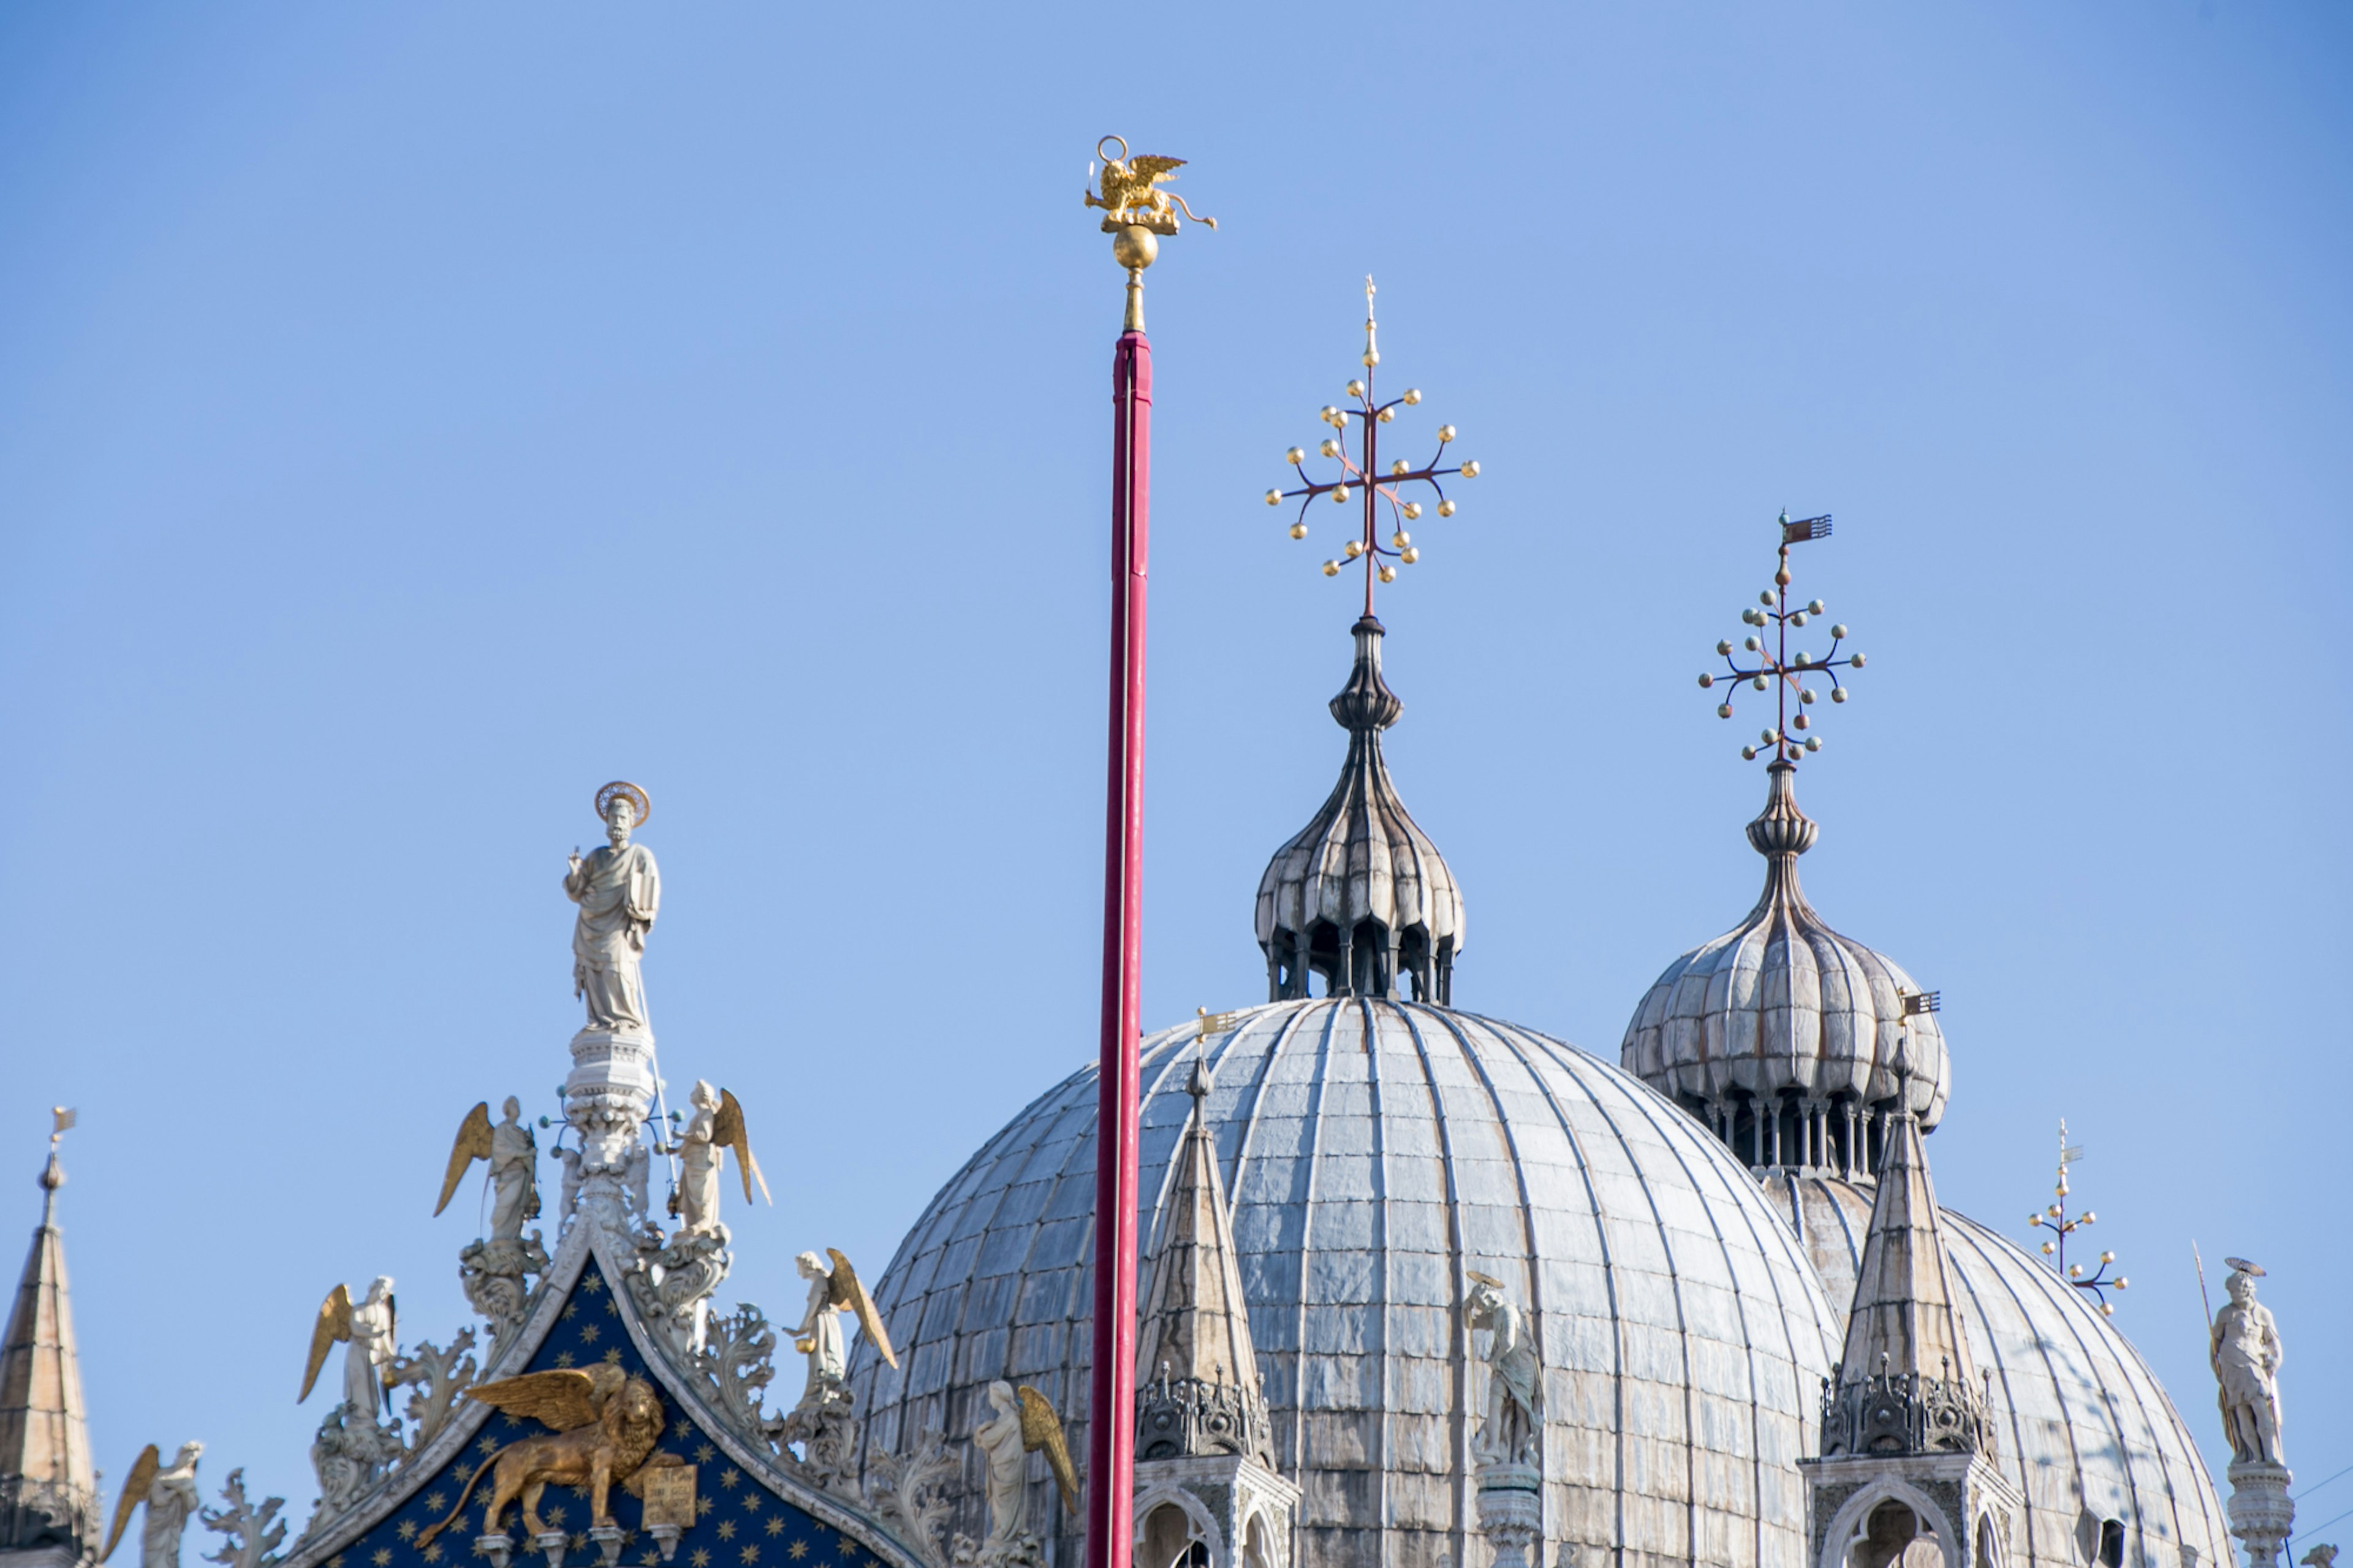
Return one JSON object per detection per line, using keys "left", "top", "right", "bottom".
{"left": 0, "top": 1132, "right": 99, "bottom": 1560}
{"left": 1134, "top": 1074, "right": 1274, "bottom": 1466}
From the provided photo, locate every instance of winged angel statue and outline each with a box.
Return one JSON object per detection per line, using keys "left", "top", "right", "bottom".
{"left": 416, "top": 1366, "right": 683, "bottom": 1547}
{"left": 434, "top": 1098, "right": 540, "bottom": 1241}
{"left": 98, "top": 1442, "right": 204, "bottom": 1568}
{"left": 667, "top": 1080, "right": 770, "bottom": 1235}
{"left": 1085, "top": 137, "right": 1217, "bottom": 235}
{"left": 298, "top": 1278, "right": 398, "bottom": 1415}
{"left": 792, "top": 1248, "right": 898, "bottom": 1407}
{"left": 964, "top": 1382, "right": 1077, "bottom": 1566}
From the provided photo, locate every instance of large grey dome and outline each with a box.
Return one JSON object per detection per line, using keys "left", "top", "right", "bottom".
{"left": 1760, "top": 1173, "right": 2231, "bottom": 1568}
{"left": 849, "top": 998, "right": 1844, "bottom": 1568}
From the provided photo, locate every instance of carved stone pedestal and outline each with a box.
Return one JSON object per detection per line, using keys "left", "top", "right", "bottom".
{"left": 535, "top": 1529, "right": 569, "bottom": 1568}
{"left": 1475, "top": 1461, "right": 1543, "bottom": 1568}
{"left": 589, "top": 1525, "right": 626, "bottom": 1568}
{"left": 2227, "top": 1461, "right": 2295, "bottom": 1568}
{"left": 646, "top": 1526, "right": 684, "bottom": 1564}
{"left": 476, "top": 1536, "right": 513, "bottom": 1568}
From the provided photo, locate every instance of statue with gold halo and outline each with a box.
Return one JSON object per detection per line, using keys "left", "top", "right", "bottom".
{"left": 563, "top": 782, "right": 659, "bottom": 1035}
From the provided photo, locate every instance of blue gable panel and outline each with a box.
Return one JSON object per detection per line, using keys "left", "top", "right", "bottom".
{"left": 317, "top": 1261, "right": 889, "bottom": 1568}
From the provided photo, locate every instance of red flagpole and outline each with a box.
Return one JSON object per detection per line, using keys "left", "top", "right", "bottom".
{"left": 1088, "top": 316, "right": 1149, "bottom": 1568}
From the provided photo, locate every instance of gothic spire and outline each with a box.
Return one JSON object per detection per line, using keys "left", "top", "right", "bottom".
{"left": 0, "top": 1115, "right": 99, "bottom": 1567}
{"left": 1134, "top": 1057, "right": 1274, "bottom": 1467}
{"left": 1821, "top": 1062, "right": 1993, "bottom": 1457}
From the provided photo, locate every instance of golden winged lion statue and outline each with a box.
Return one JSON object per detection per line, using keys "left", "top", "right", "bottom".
{"left": 415, "top": 1366, "right": 683, "bottom": 1547}
{"left": 1086, "top": 137, "right": 1217, "bottom": 237}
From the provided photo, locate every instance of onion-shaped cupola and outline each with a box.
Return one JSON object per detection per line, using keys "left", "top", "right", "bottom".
{"left": 1256, "top": 616, "right": 1463, "bottom": 1004}
{"left": 1623, "top": 759, "right": 1948, "bottom": 1176}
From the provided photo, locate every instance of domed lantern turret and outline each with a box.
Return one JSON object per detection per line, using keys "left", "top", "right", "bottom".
{"left": 1622, "top": 512, "right": 1947, "bottom": 1176}
{"left": 1255, "top": 280, "right": 1474, "bottom": 1006}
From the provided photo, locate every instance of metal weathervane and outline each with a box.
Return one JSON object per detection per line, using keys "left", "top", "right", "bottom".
{"left": 1266, "top": 278, "right": 1480, "bottom": 616}
{"left": 1699, "top": 512, "right": 1866, "bottom": 762}
{"left": 2029, "top": 1118, "right": 2129, "bottom": 1315}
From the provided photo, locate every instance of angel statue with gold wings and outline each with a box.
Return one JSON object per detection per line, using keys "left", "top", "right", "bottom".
{"left": 972, "top": 1381, "right": 1077, "bottom": 1556}
{"left": 415, "top": 1366, "right": 684, "bottom": 1549}
{"left": 790, "top": 1249, "right": 898, "bottom": 1410}
{"left": 664, "top": 1080, "right": 769, "bottom": 1236}
{"left": 98, "top": 1441, "right": 203, "bottom": 1568}
{"left": 299, "top": 1278, "right": 397, "bottom": 1417}
{"left": 434, "top": 1098, "right": 539, "bottom": 1241}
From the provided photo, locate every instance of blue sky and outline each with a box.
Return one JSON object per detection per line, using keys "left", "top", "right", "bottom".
{"left": 1, "top": 0, "right": 2346, "bottom": 1537}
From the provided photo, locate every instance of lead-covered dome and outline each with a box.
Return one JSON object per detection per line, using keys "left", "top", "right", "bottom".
{"left": 1256, "top": 618, "right": 1463, "bottom": 1006}
{"left": 849, "top": 999, "right": 1843, "bottom": 1568}
{"left": 1760, "top": 1173, "right": 2231, "bottom": 1568}
{"left": 1622, "top": 762, "right": 1947, "bottom": 1170}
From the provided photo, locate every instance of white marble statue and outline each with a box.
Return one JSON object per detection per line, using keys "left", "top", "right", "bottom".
{"left": 2212, "top": 1263, "right": 2286, "bottom": 1465}
{"left": 346, "top": 1276, "right": 398, "bottom": 1415}
{"left": 564, "top": 784, "right": 659, "bottom": 1035}
{"left": 673, "top": 1080, "right": 723, "bottom": 1235}
{"left": 973, "top": 1382, "right": 1033, "bottom": 1548}
{"left": 140, "top": 1443, "right": 205, "bottom": 1568}
{"left": 1465, "top": 1273, "right": 1541, "bottom": 1466}
{"left": 487, "top": 1097, "right": 539, "bottom": 1242}
{"left": 102, "top": 1440, "right": 205, "bottom": 1568}
{"left": 792, "top": 1252, "right": 848, "bottom": 1408}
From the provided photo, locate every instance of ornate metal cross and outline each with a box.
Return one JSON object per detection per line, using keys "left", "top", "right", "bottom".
{"left": 2029, "top": 1118, "right": 2129, "bottom": 1314}
{"left": 1699, "top": 512, "right": 1865, "bottom": 762}
{"left": 1265, "top": 278, "right": 1479, "bottom": 616}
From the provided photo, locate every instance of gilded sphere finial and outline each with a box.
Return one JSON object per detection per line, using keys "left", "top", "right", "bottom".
{"left": 1111, "top": 225, "right": 1159, "bottom": 271}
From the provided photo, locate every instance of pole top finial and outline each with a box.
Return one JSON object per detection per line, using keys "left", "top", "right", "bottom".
{"left": 1085, "top": 137, "right": 1216, "bottom": 333}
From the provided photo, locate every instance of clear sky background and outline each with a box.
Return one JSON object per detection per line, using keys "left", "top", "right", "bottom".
{"left": 2, "top": 0, "right": 2346, "bottom": 1543}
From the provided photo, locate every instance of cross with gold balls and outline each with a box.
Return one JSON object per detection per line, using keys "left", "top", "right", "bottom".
{"left": 1265, "top": 279, "right": 1480, "bottom": 616}
{"left": 1699, "top": 512, "right": 1866, "bottom": 763}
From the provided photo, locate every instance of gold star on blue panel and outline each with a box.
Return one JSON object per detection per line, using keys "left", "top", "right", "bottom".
{"left": 317, "top": 1260, "right": 882, "bottom": 1568}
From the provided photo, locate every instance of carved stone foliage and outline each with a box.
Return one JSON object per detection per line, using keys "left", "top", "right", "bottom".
{"left": 460, "top": 1236, "right": 551, "bottom": 1357}
{"left": 199, "top": 1471, "right": 286, "bottom": 1568}
{"left": 629, "top": 1227, "right": 732, "bottom": 1355}
{"left": 864, "top": 1427, "right": 957, "bottom": 1568}
{"left": 304, "top": 1405, "right": 403, "bottom": 1526}
{"left": 689, "top": 1303, "right": 787, "bottom": 1450}
{"left": 775, "top": 1398, "right": 860, "bottom": 1501}
{"left": 387, "top": 1330, "right": 479, "bottom": 1451}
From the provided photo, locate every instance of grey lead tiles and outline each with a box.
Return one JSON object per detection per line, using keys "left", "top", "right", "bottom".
{"left": 849, "top": 999, "right": 1846, "bottom": 1568}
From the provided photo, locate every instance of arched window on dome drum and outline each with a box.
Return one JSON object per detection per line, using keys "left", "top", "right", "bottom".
{"left": 1242, "top": 1515, "right": 1271, "bottom": 1568}
{"left": 1847, "top": 1500, "right": 1945, "bottom": 1568}
{"left": 1709, "top": 1089, "right": 1911, "bottom": 1178}
{"left": 1137, "top": 1503, "right": 1209, "bottom": 1568}
{"left": 2099, "top": 1520, "right": 2126, "bottom": 1568}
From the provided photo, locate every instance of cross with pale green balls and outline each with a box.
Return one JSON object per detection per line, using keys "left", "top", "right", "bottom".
{"left": 1699, "top": 512, "right": 1865, "bottom": 763}
{"left": 1264, "top": 277, "right": 1480, "bottom": 618}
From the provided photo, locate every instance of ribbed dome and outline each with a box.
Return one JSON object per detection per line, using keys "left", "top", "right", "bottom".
{"left": 1256, "top": 618, "right": 1463, "bottom": 1006}
{"left": 1621, "top": 762, "right": 1947, "bottom": 1173}
{"left": 849, "top": 999, "right": 1843, "bottom": 1568}
{"left": 1760, "top": 1174, "right": 2231, "bottom": 1568}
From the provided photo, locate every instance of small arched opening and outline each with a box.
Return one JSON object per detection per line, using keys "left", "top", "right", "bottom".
{"left": 1846, "top": 1499, "right": 1945, "bottom": 1568}
{"left": 1137, "top": 1501, "right": 1210, "bottom": 1568}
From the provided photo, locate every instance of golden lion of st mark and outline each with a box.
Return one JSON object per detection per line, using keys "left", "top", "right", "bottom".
{"left": 1086, "top": 135, "right": 1218, "bottom": 236}
{"left": 417, "top": 1366, "right": 686, "bottom": 1547}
